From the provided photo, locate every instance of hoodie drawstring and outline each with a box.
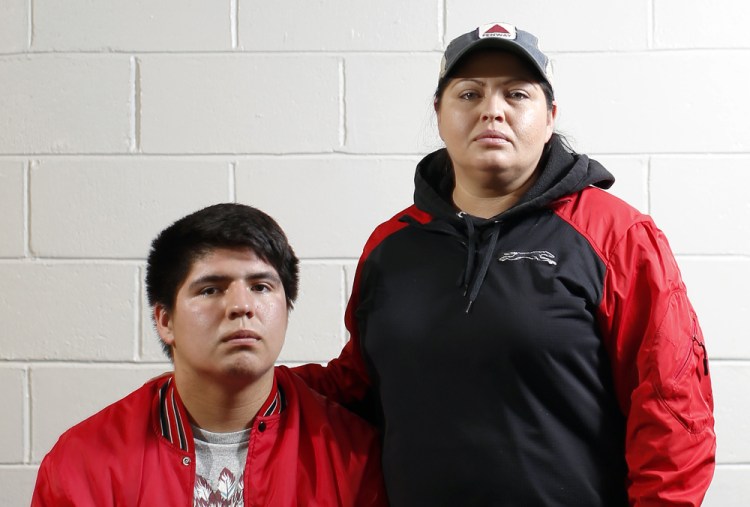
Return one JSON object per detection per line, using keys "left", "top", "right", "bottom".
{"left": 460, "top": 214, "right": 502, "bottom": 313}
{"left": 461, "top": 213, "right": 477, "bottom": 296}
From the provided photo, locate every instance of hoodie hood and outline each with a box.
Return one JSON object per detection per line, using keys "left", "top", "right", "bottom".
{"left": 413, "top": 134, "right": 615, "bottom": 222}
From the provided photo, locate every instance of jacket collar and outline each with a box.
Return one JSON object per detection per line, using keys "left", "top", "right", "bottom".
{"left": 152, "top": 373, "right": 286, "bottom": 453}
{"left": 156, "top": 376, "right": 192, "bottom": 453}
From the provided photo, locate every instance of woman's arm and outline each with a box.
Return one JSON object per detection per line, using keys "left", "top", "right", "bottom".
{"left": 292, "top": 206, "right": 422, "bottom": 412}
{"left": 291, "top": 335, "right": 372, "bottom": 407}
{"left": 599, "top": 219, "right": 715, "bottom": 506}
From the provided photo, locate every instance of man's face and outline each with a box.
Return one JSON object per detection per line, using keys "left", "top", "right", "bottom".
{"left": 155, "top": 247, "right": 287, "bottom": 386}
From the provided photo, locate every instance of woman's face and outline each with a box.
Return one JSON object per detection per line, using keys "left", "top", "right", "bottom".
{"left": 436, "top": 50, "right": 556, "bottom": 195}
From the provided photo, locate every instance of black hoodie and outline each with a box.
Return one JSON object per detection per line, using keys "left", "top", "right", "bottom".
{"left": 294, "top": 135, "right": 715, "bottom": 506}
{"left": 357, "top": 136, "right": 629, "bottom": 506}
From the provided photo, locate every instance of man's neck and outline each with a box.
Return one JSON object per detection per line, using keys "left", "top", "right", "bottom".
{"left": 173, "top": 369, "right": 274, "bottom": 433}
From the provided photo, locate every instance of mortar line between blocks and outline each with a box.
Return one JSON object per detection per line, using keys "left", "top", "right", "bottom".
{"left": 129, "top": 57, "right": 136, "bottom": 151}
{"left": 229, "top": 161, "right": 237, "bottom": 201}
{"left": 23, "top": 161, "right": 31, "bottom": 258}
{"left": 231, "top": 0, "right": 239, "bottom": 49}
{"left": 133, "top": 57, "right": 143, "bottom": 152}
{"left": 24, "top": 367, "right": 32, "bottom": 463}
{"left": 134, "top": 266, "right": 142, "bottom": 361}
{"left": 338, "top": 59, "right": 347, "bottom": 148}
{"left": 648, "top": 0, "right": 655, "bottom": 49}
{"left": 439, "top": 0, "right": 446, "bottom": 47}
{"left": 27, "top": 0, "right": 34, "bottom": 49}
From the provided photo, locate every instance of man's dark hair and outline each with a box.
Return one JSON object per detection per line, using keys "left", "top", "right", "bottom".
{"left": 145, "top": 203, "right": 299, "bottom": 359}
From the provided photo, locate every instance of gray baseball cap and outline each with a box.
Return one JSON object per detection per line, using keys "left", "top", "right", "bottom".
{"left": 439, "top": 22, "right": 553, "bottom": 89}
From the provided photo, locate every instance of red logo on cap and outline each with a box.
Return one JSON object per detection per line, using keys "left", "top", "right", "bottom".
{"left": 485, "top": 24, "right": 510, "bottom": 34}
{"left": 478, "top": 22, "right": 516, "bottom": 40}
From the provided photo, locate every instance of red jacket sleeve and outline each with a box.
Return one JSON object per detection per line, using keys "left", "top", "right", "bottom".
{"left": 290, "top": 238, "right": 374, "bottom": 404}
{"left": 291, "top": 332, "right": 372, "bottom": 406}
{"left": 31, "top": 450, "right": 67, "bottom": 506}
{"left": 598, "top": 218, "right": 715, "bottom": 506}
{"left": 292, "top": 207, "right": 424, "bottom": 405}
{"left": 290, "top": 233, "right": 377, "bottom": 405}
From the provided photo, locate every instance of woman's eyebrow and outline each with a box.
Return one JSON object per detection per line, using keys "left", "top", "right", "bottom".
{"left": 452, "top": 77, "right": 485, "bottom": 86}
{"left": 452, "top": 77, "right": 536, "bottom": 87}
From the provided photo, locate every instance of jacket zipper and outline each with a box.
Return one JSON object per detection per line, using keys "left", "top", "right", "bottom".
{"left": 694, "top": 336, "right": 709, "bottom": 376}
{"left": 673, "top": 320, "right": 709, "bottom": 381}
{"left": 690, "top": 318, "right": 710, "bottom": 376}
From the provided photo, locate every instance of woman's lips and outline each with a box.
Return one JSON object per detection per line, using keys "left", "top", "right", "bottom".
{"left": 475, "top": 130, "right": 510, "bottom": 144}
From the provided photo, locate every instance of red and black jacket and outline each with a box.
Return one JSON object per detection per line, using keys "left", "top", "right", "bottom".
{"left": 294, "top": 136, "right": 715, "bottom": 506}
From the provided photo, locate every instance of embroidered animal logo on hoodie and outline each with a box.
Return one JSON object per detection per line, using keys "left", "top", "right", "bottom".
{"left": 498, "top": 251, "right": 557, "bottom": 266}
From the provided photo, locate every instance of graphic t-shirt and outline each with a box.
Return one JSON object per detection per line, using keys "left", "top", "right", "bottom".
{"left": 192, "top": 425, "right": 250, "bottom": 507}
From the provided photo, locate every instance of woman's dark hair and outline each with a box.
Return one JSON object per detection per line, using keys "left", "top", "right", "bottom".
{"left": 433, "top": 49, "right": 555, "bottom": 112}
{"left": 145, "top": 203, "right": 299, "bottom": 359}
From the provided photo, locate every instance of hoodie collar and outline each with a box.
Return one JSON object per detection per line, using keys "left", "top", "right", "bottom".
{"left": 414, "top": 135, "right": 614, "bottom": 223}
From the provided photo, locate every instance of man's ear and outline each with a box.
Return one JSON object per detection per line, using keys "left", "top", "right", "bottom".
{"left": 154, "top": 304, "right": 175, "bottom": 347}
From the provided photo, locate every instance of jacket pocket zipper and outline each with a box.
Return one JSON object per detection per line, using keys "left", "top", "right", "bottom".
{"left": 690, "top": 318, "right": 709, "bottom": 376}
{"left": 674, "top": 320, "right": 709, "bottom": 381}
{"left": 673, "top": 320, "right": 707, "bottom": 381}
{"left": 694, "top": 337, "right": 709, "bottom": 376}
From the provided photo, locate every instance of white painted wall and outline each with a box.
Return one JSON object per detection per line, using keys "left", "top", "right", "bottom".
{"left": 1, "top": 1, "right": 748, "bottom": 504}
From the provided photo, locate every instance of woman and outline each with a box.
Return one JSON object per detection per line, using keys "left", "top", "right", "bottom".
{"left": 295, "top": 22, "right": 715, "bottom": 506}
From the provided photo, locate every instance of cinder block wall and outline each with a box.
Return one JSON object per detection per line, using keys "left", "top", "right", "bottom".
{"left": 1, "top": 1, "right": 748, "bottom": 504}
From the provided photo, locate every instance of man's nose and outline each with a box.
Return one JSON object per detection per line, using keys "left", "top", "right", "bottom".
{"left": 227, "top": 284, "right": 253, "bottom": 320}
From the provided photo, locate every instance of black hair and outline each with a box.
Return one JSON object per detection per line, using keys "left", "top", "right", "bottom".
{"left": 145, "top": 203, "right": 299, "bottom": 359}
{"left": 433, "top": 49, "right": 555, "bottom": 112}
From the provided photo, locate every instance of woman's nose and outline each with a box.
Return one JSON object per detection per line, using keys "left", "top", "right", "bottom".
{"left": 480, "top": 95, "right": 504, "bottom": 122}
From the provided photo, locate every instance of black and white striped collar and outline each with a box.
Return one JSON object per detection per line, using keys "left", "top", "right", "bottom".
{"left": 158, "top": 377, "right": 191, "bottom": 453}
{"left": 156, "top": 374, "right": 286, "bottom": 453}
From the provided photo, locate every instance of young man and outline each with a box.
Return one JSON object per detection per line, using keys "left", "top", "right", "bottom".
{"left": 32, "top": 203, "right": 387, "bottom": 506}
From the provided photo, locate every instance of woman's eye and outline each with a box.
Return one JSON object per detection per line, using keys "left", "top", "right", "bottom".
{"left": 459, "top": 91, "right": 479, "bottom": 100}
{"left": 508, "top": 91, "right": 529, "bottom": 100}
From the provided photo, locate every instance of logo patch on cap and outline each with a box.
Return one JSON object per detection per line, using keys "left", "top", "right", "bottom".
{"left": 479, "top": 22, "right": 516, "bottom": 40}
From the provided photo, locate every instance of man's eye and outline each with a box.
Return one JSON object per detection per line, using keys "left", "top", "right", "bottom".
{"left": 199, "top": 287, "right": 219, "bottom": 296}
{"left": 252, "top": 284, "right": 273, "bottom": 293}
